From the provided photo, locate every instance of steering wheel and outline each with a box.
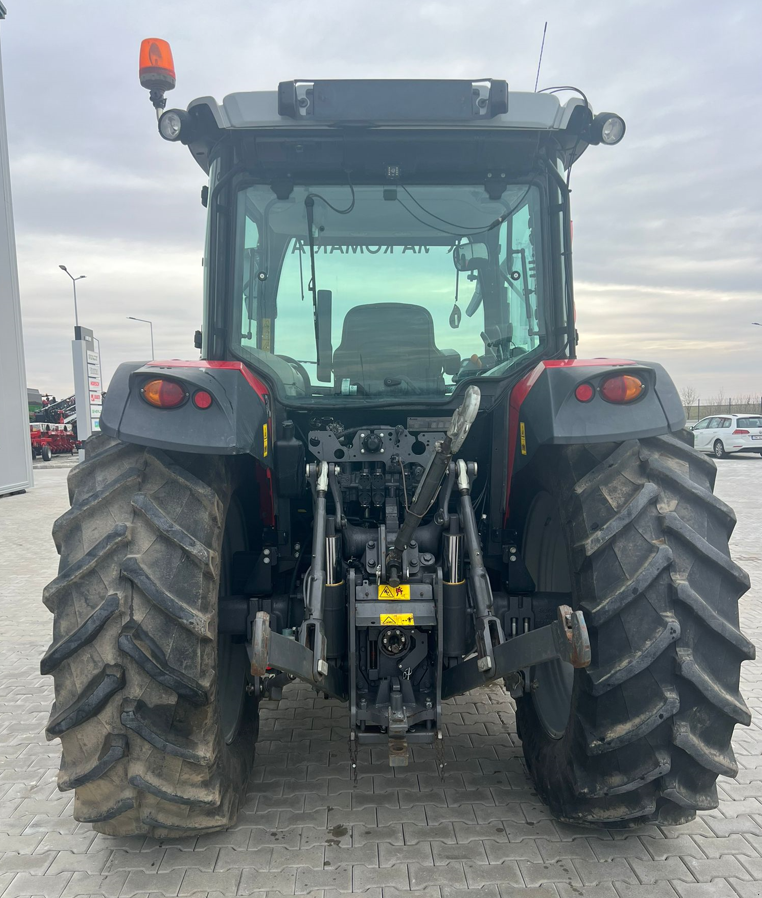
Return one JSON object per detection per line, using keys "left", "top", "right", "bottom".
{"left": 277, "top": 355, "right": 312, "bottom": 395}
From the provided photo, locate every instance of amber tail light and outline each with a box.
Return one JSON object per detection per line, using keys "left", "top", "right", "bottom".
{"left": 141, "top": 378, "right": 187, "bottom": 408}
{"left": 599, "top": 374, "right": 645, "bottom": 404}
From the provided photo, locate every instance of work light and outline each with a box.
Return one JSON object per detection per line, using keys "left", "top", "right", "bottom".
{"left": 158, "top": 109, "right": 189, "bottom": 142}
{"left": 589, "top": 112, "right": 626, "bottom": 146}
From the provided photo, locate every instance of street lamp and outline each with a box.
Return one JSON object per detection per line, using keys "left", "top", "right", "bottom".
{"left": 127, "top": 316, "right": 155, "bottom": 359}
{"left": 59, "top": 265, "right": 86, "bottom": 329}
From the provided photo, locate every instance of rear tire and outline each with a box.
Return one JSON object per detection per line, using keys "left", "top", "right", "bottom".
{"left": 42, "top": 445, "right": 52, "bottom": 461}
{"left": 713, "top": 439, "right": 726, "bottom": 459}
{"left": 42, "top": 434, "right": 259, "bottom": 837}
{"left": 515, "top": 434, "right": 753, "bottom": 826}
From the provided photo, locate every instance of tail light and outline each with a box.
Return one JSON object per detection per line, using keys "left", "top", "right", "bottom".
{"left": 193, "top": 390, "right": 213, "bottom": 409}
{"left": 141, "top": 378, "right": 187, "bottom": 408}
{"left": 600, "top": 374, "right": 645, "bottom": 404}
{"left": 733, "top": 429, "right": 750, "bottom": 435}
{"left": 574, "top": 383, "right": 594, "bottom": 402}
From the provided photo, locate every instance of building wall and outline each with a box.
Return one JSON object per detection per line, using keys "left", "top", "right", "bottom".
{"left": 0, "top": 9, "right": 34, "bottom": 496}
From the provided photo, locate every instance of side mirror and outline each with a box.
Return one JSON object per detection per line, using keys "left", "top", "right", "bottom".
{"left": 453, "top": 241, "right": 489, "bottom": 272}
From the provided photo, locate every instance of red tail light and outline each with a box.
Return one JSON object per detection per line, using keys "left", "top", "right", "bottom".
{"left": 193, "top": 390, "right": 213, "bottom": 409}
{"left": 600, "top": 374, "right": 645, "bottom": 404}
{"left": 574, "top": 383, "right": 594, "bottom": 402}
{"left": 733, "top": 429, "right": 750, "bottom": 435}
{"left": 141, "top": 378, "right": 187, "bottom": 408}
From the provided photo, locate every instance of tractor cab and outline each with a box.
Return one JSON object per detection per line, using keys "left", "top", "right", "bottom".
{"left": 144, "top": 50, "right": 625, "bottom": 410}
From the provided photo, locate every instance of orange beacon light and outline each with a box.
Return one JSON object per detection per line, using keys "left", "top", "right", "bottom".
{"left": 139, "top": 39, "right": 176, "bottom": 112}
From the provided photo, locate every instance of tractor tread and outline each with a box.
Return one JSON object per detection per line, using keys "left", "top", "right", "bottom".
{"left": 131, "top": 493, "right": 215, "bottom": 573}
{"left": 43, "top": 524, "right": 130, "bottom": 610}
{"left": 587, "top": 614, "right": 680, "bottom": 695}
{"left": 128, "top": 772, "right": 221, "bottom": 808}
{"left": 118, "top": 622, "right": 209, "bottom": 706}
{"left": 66, "top": 439, "right": 136, "bottom": 499}
{"left": 41, "top": 593, "right": 121, "bottom": 675}
{"left": 581, "top": 545, "right": 673, "bottom": 625}
{"left": 674, "top": 647, "right": 751, "bottom": 724}
{"left": 583, "top": 687, "right": 680, "bottom": 755}
{"left": 121, "top": 700, "right": 215, "bottom": 766}
{"left": 75, "top": 796, "right": 135, "bottom": 823}
{"left": 672, "top": 720, "right": 738, "bottom": 777}
{"left": 573, "top": 481, "right": 659, "bottom": 562}
{"left": 58, "top": 733, "right": 129, "bottom": 791}
{"left": 46, "top": 665, "right": 125, "bottom": 738}
{"left": 661, "top": 511, "right": 750, "bottom": 590}
{"left": 120, "top": 555, "right": 213, "bottom": 639}
{"left": 643, "top": 453, "right": 736, "bottom": 527}
{"left": 140, "top": 787, "right": 238, "bottom": 835}
{"left": 53, "top": 467, "right": 142, "bottom": 547}
{"left": 673, "top": 579, "right": 755, "bottom": 658}
{"left": 145, "top": 450, "right": 223, "bottom": 523}
{"left": 572, "top": 440, "right": 640, "bottom": 498}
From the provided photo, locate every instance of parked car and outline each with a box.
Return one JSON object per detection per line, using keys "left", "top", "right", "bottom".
{"left": 690, "top": 414, "right": 762, "bottom": 458}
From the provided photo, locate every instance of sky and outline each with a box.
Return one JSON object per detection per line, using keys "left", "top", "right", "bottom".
{"left": 2, "top": 0, "right": 760, "bottom": 402}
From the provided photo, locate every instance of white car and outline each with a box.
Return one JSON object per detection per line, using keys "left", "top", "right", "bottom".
{"left": 691, "top": 414, "right": 762, "bottom": 458}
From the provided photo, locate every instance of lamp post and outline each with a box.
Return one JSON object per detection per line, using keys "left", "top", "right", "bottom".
{"left": 58, "top": 265, "right": 86, "bottom": 329}
{"left": 127, "top": 316, "right": 155, "bottom": 359}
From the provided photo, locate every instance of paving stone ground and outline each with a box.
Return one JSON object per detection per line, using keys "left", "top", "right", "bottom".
{"left": 0, "top": 455, "right": 760, "bottom": 898}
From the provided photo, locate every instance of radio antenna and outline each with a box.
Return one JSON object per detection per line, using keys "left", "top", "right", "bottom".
{"left": 533, "top": 22, "right": 548, "bottom": 92}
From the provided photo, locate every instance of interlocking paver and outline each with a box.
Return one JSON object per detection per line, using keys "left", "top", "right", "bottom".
{"left": 2, "top": 445, "right": 762, "bottom": 898}
{"left": 520, "top": 859, "right": 583, "bottom": 888}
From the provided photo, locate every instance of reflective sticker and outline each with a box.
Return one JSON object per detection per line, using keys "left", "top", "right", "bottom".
{"left": 520, "top": 421, "right": 527, "bottom": 456}
{"left": 380, "top": 613, "right": 415, "bottom": 626}
{"left": 378, "top": 584, "right": 410, "bottom": 600}
{"left": 261, "top": 319, "right": 272, "bottom": 353}
{"left": 262, "top": 423, "right": 268, "bottom": 457}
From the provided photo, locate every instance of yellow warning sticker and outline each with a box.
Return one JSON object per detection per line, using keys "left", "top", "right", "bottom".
{"left": 520, "top": 421, "right": 527, "bottom": 456}
{"left": 262, "top": 423, "right": 269, "bottom": 457}
{"left": 378, "top": 584, "right": 410, "bottom": 600}
{"left": 380, "top": 613, "right": 415, "bottom": 626}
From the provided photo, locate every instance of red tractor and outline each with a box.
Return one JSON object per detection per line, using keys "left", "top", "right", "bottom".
{"left": 42, "top": 41, "right": 753, "bottom": 838}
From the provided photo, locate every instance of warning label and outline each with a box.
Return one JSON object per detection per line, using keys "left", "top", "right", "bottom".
{"left": 378, "top": 584, "right": 410, "bottom": 600}
{"left": 380, "top": 613, "right": 415, "bottom": 626}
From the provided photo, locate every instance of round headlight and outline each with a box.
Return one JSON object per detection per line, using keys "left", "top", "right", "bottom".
{"left": 590, "top": 112, "right": 626, "bottom": 146}
{"left": 600, "top": 115, "right": 626, "bottom": 145}
{"left": 158, "top": 109, "right": 188, "bottom": 142}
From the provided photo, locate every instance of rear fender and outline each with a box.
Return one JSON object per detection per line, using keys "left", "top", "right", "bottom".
{"left": 505, "top": 359, "right": 685, "bottom": 516}
{"left": 100, "top": 360, "right": 272, "bottom": 465}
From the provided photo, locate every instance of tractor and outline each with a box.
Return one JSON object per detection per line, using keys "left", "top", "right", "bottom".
{"left": 42, "top": 39, "right": 754, "bottom": 838}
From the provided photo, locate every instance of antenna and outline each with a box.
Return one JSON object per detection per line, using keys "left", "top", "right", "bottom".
{"left": 534, "top": 22, "right": 548, "bottom": 92}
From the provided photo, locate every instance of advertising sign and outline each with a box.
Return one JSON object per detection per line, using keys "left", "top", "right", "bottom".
{"left": 72, "top": 327, "right": 103, "bottom": 447}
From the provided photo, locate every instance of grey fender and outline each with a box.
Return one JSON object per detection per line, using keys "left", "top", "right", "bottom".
{"left": 99, "top": 361, "right": 272, "bottom": 464}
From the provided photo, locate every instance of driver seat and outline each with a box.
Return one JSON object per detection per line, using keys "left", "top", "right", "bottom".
{"left": 332, "top": 303, "right": 447, "bottom": 394}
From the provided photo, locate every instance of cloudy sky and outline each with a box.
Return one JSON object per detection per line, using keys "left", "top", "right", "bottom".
{"left": 3, "top": 0, "right": 760, "bottom": 401}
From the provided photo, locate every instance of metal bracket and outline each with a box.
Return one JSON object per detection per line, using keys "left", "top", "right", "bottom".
{"left": 250, "top": 611, "right": 348, "bottom": 701}
{"left": 441, "top": 605, "right": 590, "bottom": 701}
